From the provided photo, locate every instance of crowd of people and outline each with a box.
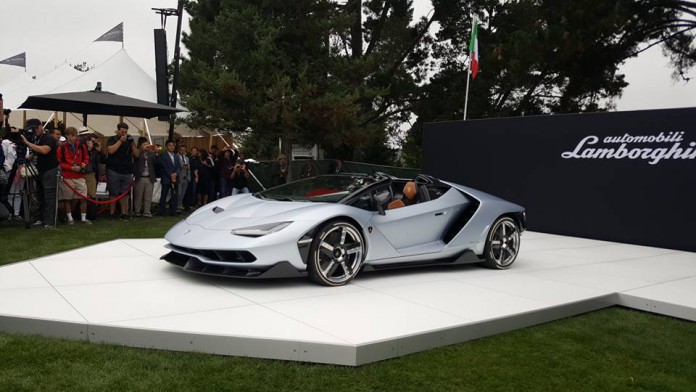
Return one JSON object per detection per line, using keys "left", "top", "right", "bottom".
{"left": 1, "top": 97, "right": 353, "bottom": 227}
{"left": 0, "top": 107, "right": 252, "bottom": 227}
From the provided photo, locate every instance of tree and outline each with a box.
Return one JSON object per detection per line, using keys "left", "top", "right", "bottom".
{"left": 178, "top": 0, "right": 438, "bottom": 164}
{"left": 179, "top": 0, "right": 334, "bottom": 160}
{"left": 401, "top": 0, "right": 695, "bottom": 167}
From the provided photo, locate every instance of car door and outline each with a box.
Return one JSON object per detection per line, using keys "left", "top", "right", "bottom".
{"left": 368, "top": 191, "right": 457, "bottom": 255}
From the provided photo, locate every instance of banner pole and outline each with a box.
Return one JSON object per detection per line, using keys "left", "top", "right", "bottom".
{"left": 215, "top": 132, "right": 231, "bottom": 148}
{"left": 144, "top": 118, "right": 152, "bottom": 144}
{"left": 45, "top": 112, "right": 55, "bottom": 125}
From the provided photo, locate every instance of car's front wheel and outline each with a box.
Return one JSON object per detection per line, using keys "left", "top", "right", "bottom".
{"left": 482, "top": 216, "right": 520, "bottom": 269}
{"left": 308, "top": 220, "right": 365, "bottom": 286}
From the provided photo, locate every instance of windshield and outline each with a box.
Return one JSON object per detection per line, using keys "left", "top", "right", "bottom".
{"left": 256, "top": 175, "right": 378, "bottom": 203}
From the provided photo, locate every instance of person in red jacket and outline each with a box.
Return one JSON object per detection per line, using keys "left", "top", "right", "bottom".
{"left": 57, "top": 126, "right": 91, "bottom": 225}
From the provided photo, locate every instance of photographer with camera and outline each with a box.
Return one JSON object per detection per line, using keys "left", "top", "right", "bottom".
{"left": 272, "top": 154, "right": 288, "bottom": 186}
{"left": 230, "top": 154, "right": 250, "bottom": 195}
{"left": 20, "top": 118, "right": 58, "bottom": 228}
{"left": 57, "top": 127, "right": 91, "bottom": 225}
{"left": 78, "top": 128, "right": 100, "bottom": 205}
{"left": 105, "top": 122, "right": 137, "bottom": 219}
{"left": 1, "top": 126, "right": 28, "bottom": 220}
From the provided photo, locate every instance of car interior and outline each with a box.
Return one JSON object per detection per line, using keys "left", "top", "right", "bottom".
{"left": 348, "top": 176, "right": 450, "bottom": 213}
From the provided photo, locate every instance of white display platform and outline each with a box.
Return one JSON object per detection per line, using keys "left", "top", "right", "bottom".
{"left": 0, "top": 232, "right": 695, "bottom": 366}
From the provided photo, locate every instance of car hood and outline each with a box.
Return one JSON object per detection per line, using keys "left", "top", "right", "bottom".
{"left": 185, "top": 194, "right": 329, "bottom": 230}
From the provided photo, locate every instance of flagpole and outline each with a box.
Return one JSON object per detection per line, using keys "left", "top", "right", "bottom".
{"left": 463, "top": 16, "right": 475, "bottom": 121}
{"left": 463, "top": 62, "right": 471, "bottom": 121}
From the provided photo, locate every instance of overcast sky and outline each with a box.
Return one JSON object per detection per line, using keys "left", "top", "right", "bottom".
{"left": 1, "top": 0, "right": 694, "bottom": 112}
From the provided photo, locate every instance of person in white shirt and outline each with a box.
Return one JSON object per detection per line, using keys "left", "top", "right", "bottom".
{"left": 2, "top": 127, "right": 28, "bottom": 219}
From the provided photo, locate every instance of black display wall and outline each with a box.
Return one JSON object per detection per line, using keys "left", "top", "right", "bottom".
{"left": 423, "top": 107, "right": 696, "bottom": 252}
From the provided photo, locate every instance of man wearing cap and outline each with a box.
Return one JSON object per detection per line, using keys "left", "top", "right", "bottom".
{"left": 106, "top": 122, "right": 137, "bottom": 219}
{"left": 20, "top": 118, "right": 58, "bottom": 228}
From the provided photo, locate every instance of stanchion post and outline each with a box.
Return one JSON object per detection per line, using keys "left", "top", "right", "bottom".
{"left": 20, "top": 188, "right": 29, "bottom": 229}
{"left": 129, "top": 178, "right": 134, "bottom": 219}
{"left": 53, "top": 170, "right": 60, "bottom": 228}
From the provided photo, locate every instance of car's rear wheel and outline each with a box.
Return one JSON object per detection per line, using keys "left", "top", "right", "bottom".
{"left": 308, "top": 220, "right": 365, "bottom": 286}
{"left": 482, "top": 216, "right": 520, "bottom": 269}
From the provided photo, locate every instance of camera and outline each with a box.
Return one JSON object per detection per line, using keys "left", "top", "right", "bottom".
{"left": 6, "top": 132, "right": 29, "bottom": 164}
{"left": 72, "top": 163, "right": 87, "bottom": 174}
{"left": 7, "top": 126, "right": 35, "bottom": 146}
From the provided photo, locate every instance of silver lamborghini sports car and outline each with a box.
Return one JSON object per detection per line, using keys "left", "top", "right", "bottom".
{"left": 162, "top": 173, "right": 526, "bottom": 286}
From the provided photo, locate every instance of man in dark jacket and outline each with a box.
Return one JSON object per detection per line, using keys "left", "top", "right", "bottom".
{"left": 106, "top": 123, "right": 137, "bottom": 219}
{"left": 20, "top": 118, "right": 58, "bottom": 228}
{"left": 158, "top": 139, "right": 180, "bottom": 216}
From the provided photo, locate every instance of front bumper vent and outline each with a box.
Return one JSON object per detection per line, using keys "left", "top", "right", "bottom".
{"left": 168, "top": 245, "right": 257, "bottom": 263}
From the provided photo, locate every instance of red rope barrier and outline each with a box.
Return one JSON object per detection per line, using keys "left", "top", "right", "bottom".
{"left": 61, "top": 176, "right": 134, "bottom": 205}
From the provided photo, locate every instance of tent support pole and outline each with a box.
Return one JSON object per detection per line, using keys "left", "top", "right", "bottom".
{"left": 168, "top": 0, "right": 184, "bottom": 141}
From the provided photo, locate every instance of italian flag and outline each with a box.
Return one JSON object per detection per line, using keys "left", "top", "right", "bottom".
{"left": 469, "top": 18, "right": 479, "bottom": 79}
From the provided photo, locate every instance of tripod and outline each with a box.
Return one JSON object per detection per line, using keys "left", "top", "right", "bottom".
{"left": 1, "top": 163, "right": 39, "bottom": 228}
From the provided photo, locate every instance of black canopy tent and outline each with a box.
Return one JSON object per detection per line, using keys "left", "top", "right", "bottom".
{"left": 18, "top": 89, "right": 183, "bottom": 126}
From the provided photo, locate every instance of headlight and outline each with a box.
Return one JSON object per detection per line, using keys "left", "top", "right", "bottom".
{"left": 231, "top": 222, "right": 292, "bottom": 237}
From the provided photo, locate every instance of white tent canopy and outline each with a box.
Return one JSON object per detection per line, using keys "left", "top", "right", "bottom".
{"left": 49, "top": 49, "right": 162, "bottom": 101}
{"left": 3, "top": 63, "right": 82, "bottom": 109}
{"left": 2, "top": 48, "right": 193, "bottom": 138}
{"left": 0, "top": 67, "right": 32, "bottom": 92}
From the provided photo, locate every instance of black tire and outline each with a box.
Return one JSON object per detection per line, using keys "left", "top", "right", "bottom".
{"left": 308, "top": 220, "right": 365, "bottom": 286}
{"left": 481, "top": 216, "right": 520, "bottom": 269}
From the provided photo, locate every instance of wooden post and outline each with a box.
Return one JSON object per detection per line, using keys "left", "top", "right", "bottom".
{"left": 53, "top": 112, "right": 58, "bottom": 128}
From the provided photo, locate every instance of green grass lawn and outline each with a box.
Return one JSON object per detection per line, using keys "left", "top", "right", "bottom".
{"left": 1, "top": 217, "right": 695, "bottom": 391}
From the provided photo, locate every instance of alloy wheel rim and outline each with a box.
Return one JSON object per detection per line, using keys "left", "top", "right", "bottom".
{"left": 315, "top": 224, "right": 364, "bottom": 283}
{"left": 489, "top": 220, "right": 519, "bottom": 267}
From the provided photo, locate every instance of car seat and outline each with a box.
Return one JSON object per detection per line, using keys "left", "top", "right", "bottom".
{"left": 387, "top": 181, "right": 417, "bottom": 209}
